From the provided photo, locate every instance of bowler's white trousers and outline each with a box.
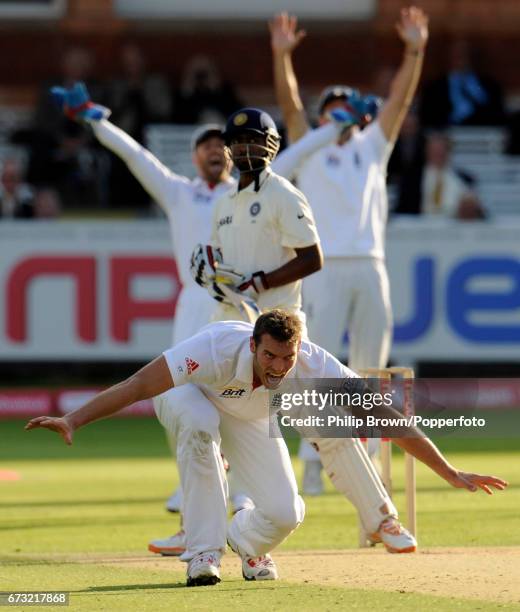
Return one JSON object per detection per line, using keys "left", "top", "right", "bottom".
{"left": 154, "top": 385, "right": 396, "bottom": 560}
{"left": 154, "top": 386, "right": 304, "bottom": 560}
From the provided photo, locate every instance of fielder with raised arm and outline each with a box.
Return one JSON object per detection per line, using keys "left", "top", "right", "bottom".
{"left": 26, "top": 309, "right": 507, "bottom": 587}
{"left": 270, "top": 6, "right": 429, "bottom": 491}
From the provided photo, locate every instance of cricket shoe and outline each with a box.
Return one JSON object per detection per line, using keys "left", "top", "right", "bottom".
{"left": 148, "top": 529, "right": 186, "bottom": 556}
{"left": 165, "top": 487, "right": 182, "bottom": 513}
{"left": 186, "top": 551, "right": 221, "bottom": 587}
{"left": 227, "top": 536, "right": 278, "bottom": 581}
{"left": 370, "top": 517, "right": 417, "bottom": 553}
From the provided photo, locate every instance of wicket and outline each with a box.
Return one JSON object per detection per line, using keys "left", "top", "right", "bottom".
{"left": 358, "top": 366, "right": 417, "bottom": 548}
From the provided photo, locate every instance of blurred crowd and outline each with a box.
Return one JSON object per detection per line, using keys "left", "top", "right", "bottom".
{"left": 1, "top": 38, "right": 518, "bottom": 221}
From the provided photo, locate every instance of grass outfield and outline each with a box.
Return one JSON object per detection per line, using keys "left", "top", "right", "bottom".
{"left": 1, "top": 418, "right": 519, "bottom": 610}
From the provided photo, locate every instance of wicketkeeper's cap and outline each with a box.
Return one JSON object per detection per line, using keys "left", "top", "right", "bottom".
{"left": 190, "top": 124, "right": 224, "bottom": 151}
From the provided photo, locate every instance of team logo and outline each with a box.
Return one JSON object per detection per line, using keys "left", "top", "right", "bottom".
{"left": 354, "top": 152, "right": 361, "bottom": 168}
{"left": 185, "top": 357, "right": 200, "bottom": 375}
{"left": 326, "top": 154, "right": 341, "bottom": 167}
{"left": 250, "top": 202, "right": 261, "bottom": 217}
{"left": 220, "top": 387, "right": 246, "bottom": 398}
{"left": 233, "top": 113, "right": 248, "bottom": 126}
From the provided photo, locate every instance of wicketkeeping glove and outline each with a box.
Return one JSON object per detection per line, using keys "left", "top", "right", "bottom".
{"left": 50, "top": 82, "right": 111, "bottom": 123}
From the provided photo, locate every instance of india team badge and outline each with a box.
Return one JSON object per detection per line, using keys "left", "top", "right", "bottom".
{"left": 250, "top": 202, "right": 261, "bottom": 217}
{"left": 233, "top": 113, "right": 248, "bottom": 126}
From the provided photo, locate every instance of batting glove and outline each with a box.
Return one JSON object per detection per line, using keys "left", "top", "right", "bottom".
{"left": 190, "top": 243, "right": 223, "bottom": 288}
{"left": 236, "top": 271, "right": 270, "bottom": 299}
{"left": 50, "top": 82, "right": 111, "bottom": 123}
{"left": 213, "top": 262, "right": 246, "bottom": 286}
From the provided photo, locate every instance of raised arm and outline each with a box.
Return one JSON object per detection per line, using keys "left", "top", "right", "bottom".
{"left": 91, "top": 119, "right": 185, "bottom": 210}
{"left": 269, "top": 12, "right": 310, "bottom": 143}
{"left": 377, "top": 6, "right": 429, "bottom": 143}
{"left": 25, "top": 356, "right": 174, "bottom": 445}
{"left": 51, "top": 81, "right": 186, "bottom": 212}
{"left": 272, "top": 122, "right": 337, "bottom": 179}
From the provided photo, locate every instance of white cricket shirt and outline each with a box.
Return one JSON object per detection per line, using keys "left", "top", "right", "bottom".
{"left": 292, "top": 121, "right": 393, "bottom": 259}
{"left": 210, "top": 168, "right": 320, "bottom": 315}
{"left": 163, "top": 320, "right": 354, "bottom": 421}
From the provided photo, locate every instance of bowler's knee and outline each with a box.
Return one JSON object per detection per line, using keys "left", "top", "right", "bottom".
{"left": 270, "top": 494, "right": 305, "bottom": 534}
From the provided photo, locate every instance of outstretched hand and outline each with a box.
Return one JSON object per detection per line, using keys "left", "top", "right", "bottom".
{"left": 25, "top": 416, "right": 74, "bottom": 446}
{"left": 446, "top": 470, "right": 508, "bottom": 495}
{"left": 269, "top": 12, "right": 306, "bottom": 54}
{"left": 50, "top": 82, "right": 111, "bottom": 123}
{"left": 396, "top": 6, "right": 429, "bottom": 52}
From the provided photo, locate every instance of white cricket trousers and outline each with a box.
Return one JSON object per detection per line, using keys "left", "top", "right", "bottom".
{"left": 163, "top": 285, "right": 216, "bottom": 487}
{"left": 154, "top": 385, "right": 305, "bottom": 561}
{"left": 303, "top": 257, "right": 392, "bottom": 369}
{"left": 300, "top": 257, "right": 392, "bottom": 462}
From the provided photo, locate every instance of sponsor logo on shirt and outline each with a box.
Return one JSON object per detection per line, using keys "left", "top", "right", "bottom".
{"left": 250, "top": 202, "right": 261, "bottom": 217}
{"left": 326, "top": 154, "right": 341, "bottom": 167}
{"left": 218, "top": 215, "right": 233, "bottom": 228}
{"left": 297, "top": 213, "right": 305, "bottom": 220}
{"left": 220, "top": 387, "right": 246, "bottom": 398}
{"left": 194, "top": 192, "right": 212, "bottom": 204}
{"left": 185, "top": 357, "right": 200, "bottom": 374}
{"left": 353, "top": 152, "right": 361, "bottom": 168}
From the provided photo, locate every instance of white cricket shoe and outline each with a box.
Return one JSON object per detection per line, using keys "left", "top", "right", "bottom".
{"left": 165, "top": 487, "right": 182, "bottom": 513}
{"left": 228, "top": 536, "right": 278, "bottom": 581}
{"left": 148, "top": 529, "right": 186, "bottom": 556}
{"left": 302, "top": 460, "right": 324, "bottom": 495}
{"left": 370, "top": 517, "right": 417, "bottom": 553}
{"left": 186, "top": 550, "right": 221, "bottom": 587}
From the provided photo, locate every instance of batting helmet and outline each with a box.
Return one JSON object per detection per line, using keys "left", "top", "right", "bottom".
{"left": 223, "top": 107, "right": 281, "bottom": 170}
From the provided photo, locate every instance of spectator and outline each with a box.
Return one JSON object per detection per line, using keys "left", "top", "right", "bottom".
{"left": 420, "top": 39, "right": 505, "bottom": 127}
{"left": 173, "top": 55, "right": 242, "bottom": 124}
{"left": 456, "top": 192, "right": 486, "bottom": 220}
{"left": 24, "top": 47, "right": 104, "bottom": 209}
{"left": 104, "top": 43, "right": 173, "bottom": 209}
{"left": 107, "top": 43, "right": 173, "bottom": 144}
{"left": 33, "top": 188, "right": 62, "bottom": 219}
{"left": 421, "top": 132, "right": 479, "bottom": 217}
{"left": 0, "top": 157, "right": 34, "bottom": 219}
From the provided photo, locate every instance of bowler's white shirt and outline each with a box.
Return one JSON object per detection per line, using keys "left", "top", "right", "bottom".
{"left": 291, "top": 121, "right": 393, "bottom": 259}
{"left": 163, "top": 320, "right": 355, "bottom": 421}
{"left": 210, "top": 168, "right": 320, "bottom": 316}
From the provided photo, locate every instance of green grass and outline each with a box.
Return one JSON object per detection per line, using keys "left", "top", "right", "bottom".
{"left": 1, "top": 419, "right": 519, "bottom": 610}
